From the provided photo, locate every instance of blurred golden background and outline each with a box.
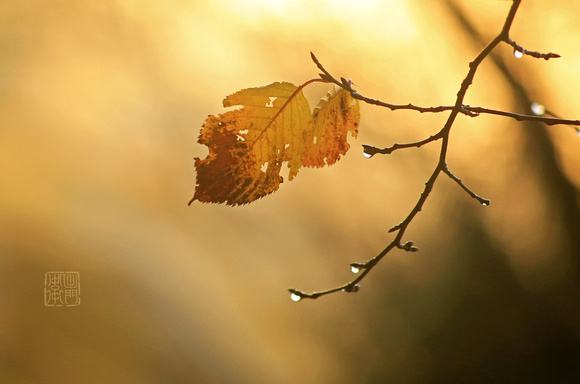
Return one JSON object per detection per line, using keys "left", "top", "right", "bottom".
{"left": 1, "top": 0, "right": 580, "bottom": 382}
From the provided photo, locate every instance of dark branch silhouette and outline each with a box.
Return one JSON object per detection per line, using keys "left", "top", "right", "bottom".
{"left": 289, "top": 0, "right": 577, "bottom": 301}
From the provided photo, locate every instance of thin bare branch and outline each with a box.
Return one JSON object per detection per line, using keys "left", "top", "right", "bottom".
{"left": 361, "top": 133, "right": 443, "bottom": 158}
{"left": 507, "top": 38, "right": 561, "bottom": 60}
{"left": 312, "top": 52, "right": 577, "bottom": 128}
{"left": 463, "top": 106, "right": 580, "bottom": 126}
{"left": 291, "top": 0, "right": 525, "bottom": 301}
{"left": 351, "top": 92, "right": 456, "bottom": 113}
{"left": 443, "top": 164, "right": 490, "bottom": 206}
{"left": 312, "top": 52, "right": 456, "bottom": 114}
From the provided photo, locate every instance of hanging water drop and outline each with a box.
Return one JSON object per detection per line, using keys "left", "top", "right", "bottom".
{"left": 482, "top": 201, "right": 489, "bottom": 206}
{"left": 290, "top": 293, "right": 302, "bottom": 302}
{"left": 363, "top": 151, "right": 373, "bottom": 159}
{"left": 514, "top": 49, "right": 524, "bottom": 59}
{"left": 530, "top": 102, "right": 545, "bottom": 116}
{"left": 351, "top": 266, "right": 360, "bottom": 274}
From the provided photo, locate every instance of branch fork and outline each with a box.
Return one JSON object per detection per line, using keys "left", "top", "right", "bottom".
{"left": 290, "top": 0, "right": 577, "bottom": 300}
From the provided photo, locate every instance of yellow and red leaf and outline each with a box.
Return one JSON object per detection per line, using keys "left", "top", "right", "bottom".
{"left": 190, "top": 81, "right": 359, "bottom": 206}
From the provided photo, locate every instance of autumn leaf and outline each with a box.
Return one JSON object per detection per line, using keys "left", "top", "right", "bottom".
{"left": 189, "top": 81, "right": 360, "bottom": 206}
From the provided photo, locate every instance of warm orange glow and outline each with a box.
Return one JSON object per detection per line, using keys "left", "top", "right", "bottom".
{"left": 2, "top": 1, "right": 580, "bottom": 383}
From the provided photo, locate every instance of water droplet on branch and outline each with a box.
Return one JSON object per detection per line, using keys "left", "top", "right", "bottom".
{"left": 351, "top": 266, "right": 360, "bottom": 274}
{"left": 514, "top": 49, "right": 524, "bottom": 59}
{"left": 363, "top": 151, "right": 373, "bottom": 159}
{"left": 290, "top": 293, "right": 302, "bottom": 302}
{"left": 530, "top": 102, "right": 545, "bottom": 116}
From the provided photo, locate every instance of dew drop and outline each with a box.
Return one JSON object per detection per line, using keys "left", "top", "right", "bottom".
{"left": 482, "top": 201, "right": 489, "bottom": 206}
{"left": 514, "top": 49, "right": 524, "bottom": 59}
{"left": 530, "top": 102, "right": 545, "bottom": 116}
{"left": 290, "top": 293, "right": 302, "bottom": 302}
{"left": 363, "top": 151, "right": 373, "bottom": 159}
{"left": 351, "top": 266, "right": 360, "bottom": 274}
